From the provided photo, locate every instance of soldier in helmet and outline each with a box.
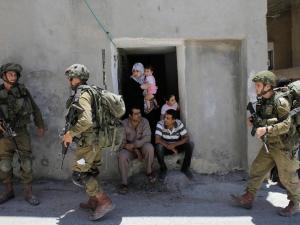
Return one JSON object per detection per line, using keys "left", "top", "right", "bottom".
{"left": 0, "top": 63, "right": 45, "bottom": 205}
{"left": 231, "top": 71, "right": 300, "bottom": 216}
{"left": 62, "top": 64, "right": 114, "bottom": 220}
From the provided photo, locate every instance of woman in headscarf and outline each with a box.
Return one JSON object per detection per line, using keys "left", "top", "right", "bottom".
{"left": 123, "top": 62, "right": 145, "bottom": 116}
{"left": 123, "top": 62, "right": 159, "bottom": 143}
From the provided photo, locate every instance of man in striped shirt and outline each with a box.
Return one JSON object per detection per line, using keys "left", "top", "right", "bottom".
{"left": 155, "top": 109, "right": 194, "bottom": 180}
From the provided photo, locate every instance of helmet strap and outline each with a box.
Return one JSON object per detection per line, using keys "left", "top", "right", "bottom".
{"left": 2, "top": 74, "right": 17, "bottom": 86}
{"left": 259, "top": 84, "right": 273, "bottom": 97}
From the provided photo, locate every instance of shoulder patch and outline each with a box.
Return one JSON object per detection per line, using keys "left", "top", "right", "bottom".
{"left": 277, "top": 97, "right": 289, "bottom": 108}
{"left": 276, "top": 97, "right": 290, "bottom": 117}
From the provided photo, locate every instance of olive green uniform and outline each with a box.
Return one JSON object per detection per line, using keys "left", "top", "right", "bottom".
{"left": 247, "top": 94, "right": 300, "bottom": 204}
{"left": 0, "top": 83, "right": 44, "bottom": 184}
{"left": 66, "top": 87, "right": 102, "bottom": 197}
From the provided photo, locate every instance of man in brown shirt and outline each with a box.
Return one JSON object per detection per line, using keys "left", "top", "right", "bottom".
{"left": 118, "top": 106, "right": 155, "bottom": 194}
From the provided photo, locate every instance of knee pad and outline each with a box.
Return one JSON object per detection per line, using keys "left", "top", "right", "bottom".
{"left": 72, "top": 171, "right": 90, "bottom": 188}
{"left": 21, "top": 158, "right": 32, "bottom": 173}
{"left": 0, "top": 159, "right": 12, "bottom": 172}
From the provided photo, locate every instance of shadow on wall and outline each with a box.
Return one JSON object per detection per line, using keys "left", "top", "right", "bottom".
{"left": 24, "top": 70, "right": 70, "bottom": 179}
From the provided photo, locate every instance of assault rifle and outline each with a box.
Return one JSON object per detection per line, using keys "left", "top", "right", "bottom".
{"left": 60, "top": 103, "right": 83, "bottom": 169}
{"left": 247, "top": 102, "right": 269, "bottom": 153}
{"left": 0, "top": 109, "right": 22, "bottom": 161}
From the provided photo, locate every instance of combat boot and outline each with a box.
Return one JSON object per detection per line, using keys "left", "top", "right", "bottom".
{"left": 24, "top": 184, "right": 40, "bottom": 206}
{"left": 79, "top": 196, "right": 97, "bottom": 211}
{"left": 231, "top": 191, "right": 254, "bottom": 209}
{"left": 0, "top": 182, "right": 15, "bottom": 204}
{"left": 278, "top": 201, "right": 300, "bottom": 217}
{"left": 89, "top": 192, "right": 115, "bottom": 221}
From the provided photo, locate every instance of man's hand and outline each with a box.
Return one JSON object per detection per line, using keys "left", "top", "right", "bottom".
{"left": 166, "top": 143, "right": 178, "bottom": 154}
{"left": 247, "top": 117, "right": 253, "bottom": 128}
{"left": 169, "top": 147, "right": 178, "bottom": 154}
{"left": 124, "top": 143, "right": 135, "bottom": 151}
{"left": 37, "top": 128, "right": 45, "bottom": 137}
{"left": 256, "top": 127, "right": 267, "bottom": 139}
{"left": 134, "top": 149, "right": 143, "bottom": 161}
{"left": 63, "top": 131, "right": 73, "bottom": 148}
{"left": 167, "top": 143, "right": 177, "bottom": 150}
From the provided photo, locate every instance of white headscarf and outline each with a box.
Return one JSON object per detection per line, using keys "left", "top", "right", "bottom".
{"left": 131, "top": 62, "right": 145, "bottom": 84}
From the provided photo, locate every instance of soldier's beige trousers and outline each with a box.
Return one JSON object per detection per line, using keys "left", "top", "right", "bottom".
{"left": 0, "top": 128, "right": 33, "bottom": 184}
{"left": 72, "top": 144, "right": 102, "bottom": 197}
{"left": 247, "top": 146, "right": 300, "bottom": 204}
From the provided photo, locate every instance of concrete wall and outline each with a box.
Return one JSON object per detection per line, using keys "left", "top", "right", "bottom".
{"left": 184, "top": 41, "right": 245, "bottom": 173}
{"left": 0, "top": 0, "right": 113, "bottom": 179}
{"left": 267, "top": 11, "right": 292, "bottom": 69}
{"left": 0, "top": 0, "right": 268, "bottom": 179}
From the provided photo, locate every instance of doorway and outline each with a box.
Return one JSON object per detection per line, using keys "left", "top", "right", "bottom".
{"left": 117, "top": 46, "right": 179, "bottom": 142}
{"left": 118, "top": 47, "right": 179, "bottom": 110}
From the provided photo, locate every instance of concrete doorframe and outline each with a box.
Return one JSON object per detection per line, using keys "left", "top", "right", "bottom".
{"left": 111, "top": 38, "right": 187, "bottom": 121}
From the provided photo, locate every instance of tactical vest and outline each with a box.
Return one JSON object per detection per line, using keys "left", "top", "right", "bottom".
{"left": 256, "top": 93, "right": 298, "bottom": 151}
{"left": 0, "top": 84, "right": 34, "bottom": 128}
{"left": 66, "top": 85, "right": 98, "bottom": 147}
{"left": 66, "top": 84, "right": 125, "bottom": 150}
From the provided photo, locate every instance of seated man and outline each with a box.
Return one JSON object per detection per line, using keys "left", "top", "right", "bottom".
{"left": 118, "top": 106, "right": 156, "bottom": 194}
{"left": 155, "top": 109, "right": 194, "bottom": 180}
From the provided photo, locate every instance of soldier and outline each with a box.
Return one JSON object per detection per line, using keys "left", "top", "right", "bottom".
{"left": 62, "top": 64, "right": 114, "bottom": 220}
{"left": 231, "top": 71, "right": 300, "bottom": 216}
{"left": 0, "top": 63, "right": 45, "bottom": 205}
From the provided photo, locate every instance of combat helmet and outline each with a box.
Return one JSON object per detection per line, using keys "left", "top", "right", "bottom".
{"left": 0, "top": 63, "right": 23, "bottom": 79}
{"left": 252, "top": 71, "right": 277, "bottom": 87}
{"left": 65, "top": 64, "right": 89, "bottom": 81}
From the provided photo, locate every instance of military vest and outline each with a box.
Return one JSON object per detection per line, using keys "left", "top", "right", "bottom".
{"left": 0, "top": 83, "right": 34, "bottom": 128}
{"left": 66, "top": 84, "right": 125, "bottom": 150}
{"left": 66, "top": 85, "right": 98, "bottom": 147}
{"left": 256, "top": 93, "right": 297, "bottom": 151}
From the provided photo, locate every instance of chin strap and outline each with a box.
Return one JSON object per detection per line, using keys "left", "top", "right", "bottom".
{"left": 258, "top": 85, "right": 273, "bottom": 97}
{"left": 2, "top": 74, "right": 19, "bottom": 86}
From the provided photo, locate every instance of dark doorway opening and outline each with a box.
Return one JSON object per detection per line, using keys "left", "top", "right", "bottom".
{"left": 118, "top": 47, "right": 179, "bottom": 112}
{"left": 118, "top": 47, "right": 179, "bottom": 142}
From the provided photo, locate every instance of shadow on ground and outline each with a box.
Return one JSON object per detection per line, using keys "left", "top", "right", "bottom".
{"left": 0, "top": 171, "right": 298, "bottom": 225}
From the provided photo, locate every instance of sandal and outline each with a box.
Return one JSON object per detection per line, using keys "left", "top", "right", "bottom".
{"left": 118, "top": 184, "right": 129, "bottom": 195}
{"left": 147, "top": 172, "right": 156, "bottom": 184}
{"left": 25, "top": 195, "right": 40, "bottom": 206}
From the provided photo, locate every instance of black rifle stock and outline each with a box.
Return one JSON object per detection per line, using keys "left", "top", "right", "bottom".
{"left": 60, "top": 103, "right": 83, "bottom": 169}
{"left": 247, "top": 102, "right": 269, "bottom": 153}
{"left": 247, "top": 102, "right": 261, "bottom": 136}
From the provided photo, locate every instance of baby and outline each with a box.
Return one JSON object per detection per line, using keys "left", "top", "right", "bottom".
{"left": 160, "top": 94, "right": 179, "bottom": 120}
{"left": 140, "top": 65, "right": 158, "bottom": 113}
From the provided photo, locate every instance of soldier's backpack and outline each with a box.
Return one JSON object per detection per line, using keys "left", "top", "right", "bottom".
{"left": 274, "top": 80, "right": 300, "bottom": 137}
{"left": 84, "top": 85, "right": 125, "bottom": 151}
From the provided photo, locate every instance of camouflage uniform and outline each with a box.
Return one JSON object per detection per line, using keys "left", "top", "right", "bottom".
{"left": 247, "top": 94, "right": 300, "bottom": 202}
{"left": 64, "top": 64, "right": 114, "bottom": 221}
{"left": 66, "top": 87, "right": 102, "bottom": 196}
{"left": 0, "top": 63, "right": 44, "bottom": 205}
{"left": 232, "top": 71, "right": 300, "bottom": 216}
